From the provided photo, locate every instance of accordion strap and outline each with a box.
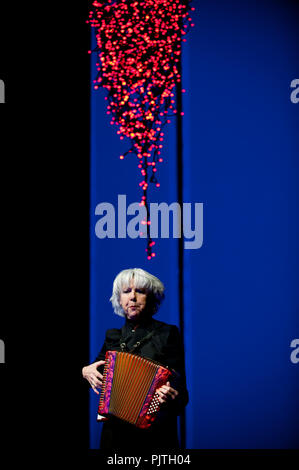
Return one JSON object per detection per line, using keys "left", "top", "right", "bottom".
{"left": 120, "top": 328, "right": 155, "bottom": 354}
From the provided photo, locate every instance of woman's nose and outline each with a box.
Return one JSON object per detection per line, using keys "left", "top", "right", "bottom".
{"left": 129, "top": 290, "right": 137, "bottom": 299}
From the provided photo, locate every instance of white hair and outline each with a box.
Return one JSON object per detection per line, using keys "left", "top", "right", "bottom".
{"left": 110, "top": 268, "right": 165, "bottom": 317}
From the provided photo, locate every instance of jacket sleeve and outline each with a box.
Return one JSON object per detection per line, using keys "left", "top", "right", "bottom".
{"left": 93, "top": 341, "right": 107, "bottom": 376}
{"left": 161, "top": 325, "right": 189, "bottom": 414}
{"left": 94, "top": 340, "right": 108, "bottom": 362}
{"left": 94, "top": 328, "right": 121, "bottom": 375}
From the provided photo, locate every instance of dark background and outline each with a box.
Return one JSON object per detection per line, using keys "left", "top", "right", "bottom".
{"left": 0, "top": 0, "right": 298, "bottom": 463}
{"left": 0, "top": 1, "right": 91, "bottom": 456}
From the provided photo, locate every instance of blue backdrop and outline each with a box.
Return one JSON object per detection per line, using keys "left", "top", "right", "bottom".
{"left": 89, "top": 0, "right": 299, "bottom": 449}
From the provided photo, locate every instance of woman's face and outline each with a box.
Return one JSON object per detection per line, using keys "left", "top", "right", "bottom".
{"left": 119, "top": 280, "right": 148, "bottom": 322}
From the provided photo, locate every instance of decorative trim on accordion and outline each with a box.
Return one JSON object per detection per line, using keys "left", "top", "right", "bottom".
{"left": 136, "top": 364, "right": 172, "bottom": 429}
{"left": 98, "top": 350, "right": 116, "bottom": 416}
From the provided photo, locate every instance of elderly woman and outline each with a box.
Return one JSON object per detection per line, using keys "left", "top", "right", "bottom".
{"left": 82, "top": 268, "right": 188, "bottom": 449}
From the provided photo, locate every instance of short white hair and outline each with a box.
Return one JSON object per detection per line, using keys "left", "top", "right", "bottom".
{"left": 110, "top": 268, "right": 165, "bottom": 317}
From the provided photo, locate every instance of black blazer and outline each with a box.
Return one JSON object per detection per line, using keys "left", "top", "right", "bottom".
{"left": 94, "top": 316, "right": 189, "bottom": 449}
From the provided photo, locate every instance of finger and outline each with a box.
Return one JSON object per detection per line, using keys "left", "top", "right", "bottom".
{"left": 156, "top": 394, "right": 166, "bottom": 404}
{"left": 91, "top": 372, "right": 100, "bottom": 382}
{"left": 91, "top": 374, "right": 102, "bottom": 386}
{"left": 161, "top": 390, "right": 173, "bottom": 400}
{"left": 157, "top": 388, "right": 167, "bottom": 397}
{"left": 95, "top": 360, "right": 105, "bottom": 367}
{"left": 91, "top": 384, "right": 99, "bottom": 395}
{"left": 90, "top": 378, "right": 102, "bottom": 389}
{"left": 90, "top": 375, "right": 102, "bottom": 388}
{"left": 166, "top": 387, "right": 178, "bottom": 398}
{"left": 163, "top": 384, "right": 177, "bottom": 394}
{"left": 159, "top": 387, "right": 178, "bottom": 400}
{"left": 156, "top": 390, "right": 167, "bottom": 401}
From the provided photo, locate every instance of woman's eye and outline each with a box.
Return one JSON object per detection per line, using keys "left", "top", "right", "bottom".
{"left": 122, "top": 288, "right": 145, "bottom": 294}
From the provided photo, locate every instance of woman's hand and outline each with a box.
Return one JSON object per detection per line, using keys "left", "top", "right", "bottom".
{"left": 156, "top": 381, "right": 179, "bottom": 404}
{"left": 82, "top": 361, "right": 105, "bottom": 395}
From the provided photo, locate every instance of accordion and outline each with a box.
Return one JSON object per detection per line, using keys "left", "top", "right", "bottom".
{"left": 97, "top": 350, "right": 172, "bottom": 429}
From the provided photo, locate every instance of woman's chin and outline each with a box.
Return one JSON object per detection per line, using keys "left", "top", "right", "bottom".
{"left": 126, "top": 311, "right": 140, "bottom": 321}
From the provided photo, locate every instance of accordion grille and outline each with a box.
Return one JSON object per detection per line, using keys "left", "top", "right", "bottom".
{"left": 109, "top": 352, "right": 158, "bottom": 425}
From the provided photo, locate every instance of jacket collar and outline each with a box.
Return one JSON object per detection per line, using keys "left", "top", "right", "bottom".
{"left": 124, "top": 315, "right": 155, "bottom": 333}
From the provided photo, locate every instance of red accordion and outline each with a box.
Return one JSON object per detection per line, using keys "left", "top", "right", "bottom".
{"left": 97, "top": 350, "right": 172, "bottom": 429}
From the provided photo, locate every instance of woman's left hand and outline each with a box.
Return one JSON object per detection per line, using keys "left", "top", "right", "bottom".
{"left": 156, "top": 381, "right": 179, "bottom": 404}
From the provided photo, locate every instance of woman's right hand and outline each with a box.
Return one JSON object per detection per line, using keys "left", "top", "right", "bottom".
{"left": 82, "top": 361, "right": 105, "bottom": 395}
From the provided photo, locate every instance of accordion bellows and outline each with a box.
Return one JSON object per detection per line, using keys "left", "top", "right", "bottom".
{"left": 97, "top": 350, "right": 172, "bottom": 429}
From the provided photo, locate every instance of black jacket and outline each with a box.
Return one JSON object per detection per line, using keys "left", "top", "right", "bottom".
{"left": 94, "top": 316, "right": 189, "bottom": 450}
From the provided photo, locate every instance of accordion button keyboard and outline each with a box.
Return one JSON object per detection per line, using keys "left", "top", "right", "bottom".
{"left": 147, "top": 393, "right": 161, "bottom": 414}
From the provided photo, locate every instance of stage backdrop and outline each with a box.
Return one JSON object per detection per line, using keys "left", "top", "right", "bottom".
{"left": 89, "top": 0, "right": 299, "bottom": 449}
